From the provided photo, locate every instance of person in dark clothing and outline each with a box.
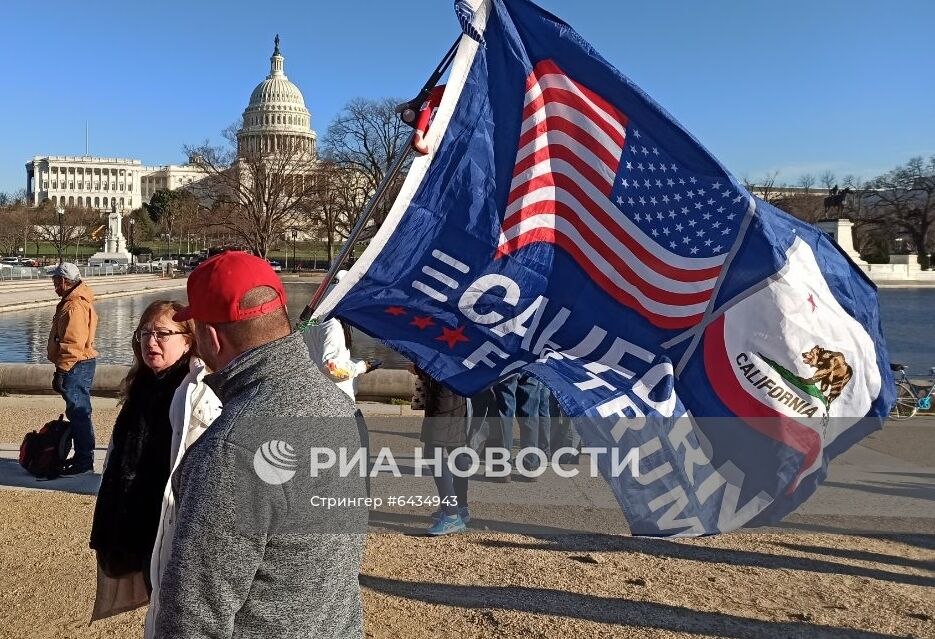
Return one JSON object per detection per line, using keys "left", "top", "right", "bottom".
{"left": 467, "top": 386, "right": 498, "bottom": 453}
{"left": 413, "top": 365, "right": 471, "bottom": 535}
{"left": 89, "top": 300, "right": 195, "bottom": 619}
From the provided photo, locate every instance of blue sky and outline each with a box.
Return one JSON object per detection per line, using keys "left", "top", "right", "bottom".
{"left": 0, "top": 0, "right": 932, "bottom": 194}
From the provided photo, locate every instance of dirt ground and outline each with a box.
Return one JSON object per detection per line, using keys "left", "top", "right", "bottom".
{"left": 0, "top": 490, "right": 932, "bottom": 639}
{"left": 0, "top": 396, "right": 120, "bottom": 447}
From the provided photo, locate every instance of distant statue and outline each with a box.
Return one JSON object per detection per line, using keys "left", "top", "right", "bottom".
{"left": 109, "top": 202, "right": 121, "bottom": 233}
{"left": 823, "top": 187, "right": 851, "bottom": 214}
{"left": 274, "top": 34, "right": 281, "bottom": 55}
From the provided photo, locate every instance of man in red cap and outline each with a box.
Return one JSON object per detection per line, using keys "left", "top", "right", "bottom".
{"left": 155, "top": 252, "right": 367, "bottom": 639}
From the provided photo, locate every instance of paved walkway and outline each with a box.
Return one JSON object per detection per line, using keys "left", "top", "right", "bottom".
{"left": 0, "top": 274, "right": 187, "bottom": 313}
{"left": 0, "top": 394, "right": 932, "bottom": 535}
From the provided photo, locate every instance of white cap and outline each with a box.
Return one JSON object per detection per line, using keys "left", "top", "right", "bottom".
{"left": 49, "top": 262, "right": 81, "bottom": 282}
{"left": 335, "top": 269, "right": 349, "bottom": 282}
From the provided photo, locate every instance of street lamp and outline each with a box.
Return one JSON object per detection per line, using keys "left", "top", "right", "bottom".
{"left": 129, "top": 218, "right": 136, "bottom": 265}
{"left": 56, "top": 204, "right": 65, "bottom": 264}
{"left": 22, "top": 208, "right": 29, "bottom": 261}
{"left": 291, "top": 229, "right": 298, "bottom": 273}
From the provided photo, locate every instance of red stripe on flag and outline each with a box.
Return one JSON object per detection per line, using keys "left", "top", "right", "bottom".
{"left": 512, "top": 144, "right": 614, "bottom": 197}
{"left": 499, "top": 199, "right": 714, "bottom": 306}
{"left": 528, "top": 59, "right": 628, "bottom": 132}
{"left": 522, "top": 87, "right": 627, "bottom": 150}
{"left": 495, "top": 226, "right": 704, "bottom": 329}
{"left": 504, "top": 171, "right": 723, "bottom": 282}
{"left": 516, "top": 115, "right": 621, "bottom": 174}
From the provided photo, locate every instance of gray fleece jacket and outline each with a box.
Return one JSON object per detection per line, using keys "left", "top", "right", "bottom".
{"left": 154, "top": 331, "right": 367, "bottom": 638}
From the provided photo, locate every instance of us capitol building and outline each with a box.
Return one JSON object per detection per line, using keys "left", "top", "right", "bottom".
{"left": 24, "top": 36, "right": 316, "bottom": 212}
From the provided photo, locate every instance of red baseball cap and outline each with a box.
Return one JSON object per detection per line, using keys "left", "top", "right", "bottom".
{"left": 173, "top": 251, "right": 287, "bottom": 323}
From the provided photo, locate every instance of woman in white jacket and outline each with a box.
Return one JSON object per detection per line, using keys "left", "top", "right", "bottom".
{"left": 143, "top": 356, "right": 222, "bottom": 638}
{"left": 304, "top": 270, "right": 377, "bottom": 401}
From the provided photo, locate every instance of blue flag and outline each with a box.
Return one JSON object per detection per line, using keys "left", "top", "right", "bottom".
{"left": 316, "top": 0, "right": 895, "bottom": 535}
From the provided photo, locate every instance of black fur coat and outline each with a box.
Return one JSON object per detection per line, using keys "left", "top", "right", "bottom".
{"left": 90, "top": 357, "right": 189, "bottom": 579}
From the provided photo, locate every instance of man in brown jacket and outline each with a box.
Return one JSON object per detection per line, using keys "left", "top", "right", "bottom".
{"left": 47, "top": 262, "right": 99, "bottom": 476}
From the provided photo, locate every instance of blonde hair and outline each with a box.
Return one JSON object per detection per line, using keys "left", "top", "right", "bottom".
{"left": 119, "top": 300, "right": 195, "bottom": 401}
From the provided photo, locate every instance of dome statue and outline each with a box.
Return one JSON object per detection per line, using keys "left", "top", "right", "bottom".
{"left": 237, "top": 35, "right": 317, "bottom": 158}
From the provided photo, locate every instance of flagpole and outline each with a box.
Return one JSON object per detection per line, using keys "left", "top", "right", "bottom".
{"left": 296, "top": 133, "right": 415, "bottom": 328}
{"left": 296, "top": 37, "right": 462, "bottom": 329}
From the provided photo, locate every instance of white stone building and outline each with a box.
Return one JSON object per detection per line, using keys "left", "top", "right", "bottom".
{"left": 24, "top": 156, "right": 209, "bottom": 212}
{"left": 25, "top": 156, "right": 146, "bottom": 211}
{"left": 237, "top": 35, "right": 317, "bottom": 159}
{"left": 140, "top": 163, "right": 209, "bottom": 202}
{"left": 24, "top": 35, "right": 315, "bottom": 211}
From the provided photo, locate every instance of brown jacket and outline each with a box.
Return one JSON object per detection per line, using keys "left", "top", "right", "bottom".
{"left": 47, "top": 280, "right": 99, "bottom": 371}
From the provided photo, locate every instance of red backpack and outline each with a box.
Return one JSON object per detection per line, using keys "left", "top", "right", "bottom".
{"left": 19, "top": 415, "right": 72, "bottom": 479}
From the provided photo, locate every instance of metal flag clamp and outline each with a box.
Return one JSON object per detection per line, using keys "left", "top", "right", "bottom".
{"left": 295, "top": 37, "right": 462, "bottom": 332}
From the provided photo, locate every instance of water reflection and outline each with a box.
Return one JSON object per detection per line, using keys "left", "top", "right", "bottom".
{"left": 0, "top": 282, "right": 411, "bottom": 369}
{"left": 876, "top": 288, "right": 935, "bottom": 374}
{"left": 0, "top": 285, "right": 931, "bottom": 375}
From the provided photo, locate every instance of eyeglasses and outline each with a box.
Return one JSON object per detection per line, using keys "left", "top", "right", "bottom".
{"left": 134, "top": 329, "right": 187, "bottom": 344}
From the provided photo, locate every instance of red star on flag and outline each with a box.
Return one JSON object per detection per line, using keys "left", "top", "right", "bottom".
{"left": 410, "top": 316, "right": 436, "bottom": 330}
{"left": 384, "top": 306, "right": 407, "bottom": 317}
{"left": 436, "top": 325, "right": 470, "bottom": 350}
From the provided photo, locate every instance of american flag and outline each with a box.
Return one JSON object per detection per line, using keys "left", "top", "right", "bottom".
{"left": 497, "top": 60, "right": 747, "bottom": 330}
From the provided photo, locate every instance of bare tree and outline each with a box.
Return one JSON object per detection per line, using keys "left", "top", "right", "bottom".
{"left": 32, "top": 204, "right": 97, "bottom": 263}
{"left": 0, "top": 189, "right": 26, "bottom": 208}
{"left": 222, "top": 118, "right": 243, "bottom": 149}
{"left": 773, "top": 194, "right": 824, "bottom": 224}
{"left": 798, "top": 173, "right": 815, "bottom": 194}
{"left": 842, "top": 174, "right": 862, "bottom": 189}
{"left": 850, "top": 156, "right": 935, "bottom": 269}
{"left": 303, "top": 160, "right": 373, "bottom": 263}
{"left": 185, "top": 137, "right": 320, "bottom": 258}
{"left": 743, "top": 170, "right": 781, "bottom": 202}
{"left": 0, "top": 207, "right": 30, "bottom": 256}
{"left": 851, "top": 225, "right": 892, "bottom": 263}
{"left": 160, "top": 189, "right": 204, "bottom": 255}
{"left": 819, "top": 170, "right": 837, "bottom": 192}
{"left": 320, "top": 97, "right": 412, "bottom": 226}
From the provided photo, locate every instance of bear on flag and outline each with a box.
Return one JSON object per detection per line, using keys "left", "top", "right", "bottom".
{"left": 313, "top": 0, "right": 895, "bottom": 535}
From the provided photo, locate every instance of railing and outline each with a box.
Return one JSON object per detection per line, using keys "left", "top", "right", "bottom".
{"left": 0, "top": 266, "right": 40, "bottom": 281}
{"left": 81, "top": 265, "right": 128, "bottom": 277}
{"left": 0, "top": 264, "right": 132, "bottom": 281}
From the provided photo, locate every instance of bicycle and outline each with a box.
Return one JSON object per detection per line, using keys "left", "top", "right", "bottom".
{"left": 889, "top": 363, "right": 935, "bottom": 420}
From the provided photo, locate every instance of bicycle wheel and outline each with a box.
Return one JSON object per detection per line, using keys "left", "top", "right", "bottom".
{"left": 889, "top": 383, "right": 918, "bottom": 420}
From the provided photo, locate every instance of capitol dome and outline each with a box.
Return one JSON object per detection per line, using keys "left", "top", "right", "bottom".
{"left": 248, "top": 75, "right": 306, "bottom": 107}
{"left": 237, "top": 35, "right": 317, "bottom": 158}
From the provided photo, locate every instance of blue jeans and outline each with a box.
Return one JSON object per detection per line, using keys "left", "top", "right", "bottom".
{"left": 536, "top": 383, "right": 552, "bottom": 457}
{"left": 494, "top": 374, "right": 550, "bottom": 470}
{"left": 57, "top": 358, "right": 96, "bottom": 466}
{"left": 514, "top": 373, "right": 540, "bottom": 449}
{"left": 429, "top": 446, "right": 470, "bottom": 515}
{"left": 492, "top": 376, "right": 518, "bottom": 453}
